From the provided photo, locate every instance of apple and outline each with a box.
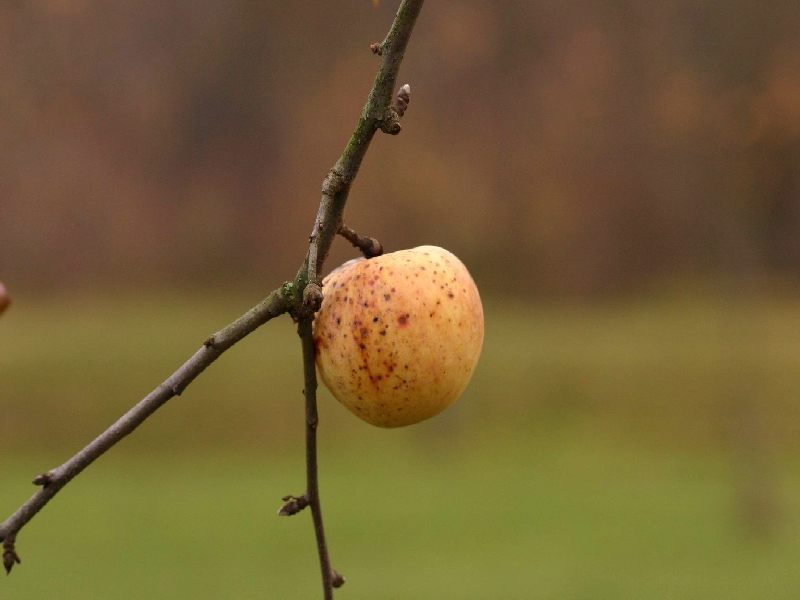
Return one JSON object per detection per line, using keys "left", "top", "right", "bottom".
{"left": 313, "top": 245, "right": 483, "bottom": 427}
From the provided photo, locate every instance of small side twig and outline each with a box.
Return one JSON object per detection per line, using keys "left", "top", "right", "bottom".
{"left": 339, "top": 224, "right": 384, "bottom": 259}
{"left": 277, "top": 494, "right": 309, "bottom": 517}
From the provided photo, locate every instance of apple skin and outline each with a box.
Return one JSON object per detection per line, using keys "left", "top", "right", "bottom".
{"left": 313, "top": 245, "right": 484, "bottom": 427}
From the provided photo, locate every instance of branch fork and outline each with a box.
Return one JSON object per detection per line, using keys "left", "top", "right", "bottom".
{"left": 1, "top": 1, "right": 425, "bottom": 596}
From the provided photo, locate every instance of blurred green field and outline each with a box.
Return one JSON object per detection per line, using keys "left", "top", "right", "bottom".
{"left": 2, "top": 290, "right": 800, "bottom": 598}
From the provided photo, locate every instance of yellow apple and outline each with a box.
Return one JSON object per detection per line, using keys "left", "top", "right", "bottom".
{"left": 314, "top": 245, "right": 483, "bottom": 427}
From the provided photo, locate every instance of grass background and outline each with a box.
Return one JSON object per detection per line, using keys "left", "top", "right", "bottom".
{"left": 2, "top": 290, "right": 799, "bottom": 598}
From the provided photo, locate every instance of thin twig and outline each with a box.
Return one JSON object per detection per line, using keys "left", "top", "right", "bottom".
{"left": 298, "top": 317, "right": 334, "bottom": 598}
{"left": 294, "top": 0, "right": 425, "bottom": 292}
{"left": 339, "top": 224, "right": 384, "bottom": 259}
{"left": 0, "top": 287, "right": 290, "bottom": 572}
{"left": 292, "top": 2, "right": 424, "bottom": 596}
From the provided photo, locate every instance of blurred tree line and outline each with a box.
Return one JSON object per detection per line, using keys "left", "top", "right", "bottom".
{"left": 2, "top": 0, "right": 798, "bottom": 297}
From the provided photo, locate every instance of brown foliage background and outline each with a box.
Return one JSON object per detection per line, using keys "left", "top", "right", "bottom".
{"left": 2, "top": 0, "right": 799, "bottom": 297}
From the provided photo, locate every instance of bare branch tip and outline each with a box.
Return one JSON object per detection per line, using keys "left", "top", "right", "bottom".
{"left": 365, "top": 237, "right": 384, "bottom": 258}
{"left": 338, "top": 225, "right": 384, "bottom": 259}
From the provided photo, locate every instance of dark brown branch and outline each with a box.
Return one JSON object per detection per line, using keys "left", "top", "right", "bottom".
{"left": 0, "top": 287, "right": 291, "bottom": 572}
{"left": 291, "top": 2, "right": 424, "bottom": 596}
{"left": 339, "top": 224, "right": 384, "bottom": 259}
{"left": 294, "top": 0, "right": 425, "bottom": 293}
{"left": 298, "top": 317, "right": 336, "bottom": 598}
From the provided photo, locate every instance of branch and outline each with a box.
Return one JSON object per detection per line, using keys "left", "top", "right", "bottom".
{"left": 1, "top": 1, "right": 425, "bottom": 595}
{"left": 290, "top": 2, "right": 424, "bottom": 596}
{"left": 0, "top": 286, "right": 291, "bottom": 572}
{"left": 295, "top": 0, "right": 424, "bottom": 294}
{"left": 338, "top": 224, "right": 384, "bottom": 259}
{"left": 298, "top": 317, "right": 334, "bottom": 598}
